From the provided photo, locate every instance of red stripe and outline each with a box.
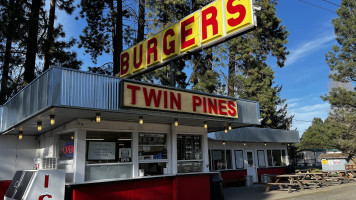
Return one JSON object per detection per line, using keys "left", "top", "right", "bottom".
{"left": 44, "top": 175, "right": 49, "bottom": 188}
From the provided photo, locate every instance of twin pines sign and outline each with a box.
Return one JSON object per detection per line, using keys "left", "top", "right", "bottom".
{"left": 121, "top": 81, "right": 238, "bottom": 118}
{"left": 120, "top": 0, "right": 256, "bottom": 77}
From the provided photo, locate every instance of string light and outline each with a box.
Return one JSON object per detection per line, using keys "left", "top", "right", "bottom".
{"left": 50, "top": 115, "right": 55, "bottom": 125}
{"left": 18, "top": 131, "right": 23, "bottom": 140}
{"left": 204, "top": 121, "right": 208, "bottom": 129}
{"left": 139, "top": 116, "right": 143, "bottom": 125}
{"left": 37, "top": 122, "right": 42, "bottom": 132}
{"left": 174, "top": 119, "right": 178, "bottom": 127}
{"left": 96, "top": 113, "right": 101, "bottom": 123}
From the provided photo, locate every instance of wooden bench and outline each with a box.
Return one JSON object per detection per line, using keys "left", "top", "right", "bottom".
{"left": 265, "top": 182, "right": 299, "bottom": 193}
{"left": 299, "top": 180, "right": 320, "bottom": 189}
{"left": 325, "top": 177, "right": 348, "bottom": 184}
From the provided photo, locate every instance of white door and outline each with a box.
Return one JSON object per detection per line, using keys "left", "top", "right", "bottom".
{"left": 246, "top": 151, "right": 257, "bottom": 182}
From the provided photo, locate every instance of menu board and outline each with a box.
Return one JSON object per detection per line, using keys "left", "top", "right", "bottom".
{"left": 87, "top": 141, "right": 116, "bottom": 160}
{"left": 177, "top": 135, "right": 201, "bottom": 160}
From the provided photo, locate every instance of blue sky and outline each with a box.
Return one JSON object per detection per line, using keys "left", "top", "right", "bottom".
{"left": 55, "top": 0, "right": 342, "bottom": 136}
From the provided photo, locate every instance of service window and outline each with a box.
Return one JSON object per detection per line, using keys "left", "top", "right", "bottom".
{"left": 58, "top": 133, "right": 75, "bottom": 161}
{"left": 85, "top": 131, "right": 132, "bottom": 181}
{"left": 138, "top": 133, "right": 168, "bottom": 176}
{"left": 267, "top": 149, "right": 283, "bottom": 167}
{"left": 282, "top": 150, "right": 287, "bottom": 166}
{"left": 257, "top": 150, "right": 266, "bottom": 167}
{"left": 234, "top": 150, "right": 244, "bottom": 169}
{"left": 177, "top": 135, "right": 203, "bottom": 173}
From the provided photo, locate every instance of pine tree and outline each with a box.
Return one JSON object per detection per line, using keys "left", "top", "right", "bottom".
{"left": 0, "top": 0, "right": 27, "bottom": 104}
{"left": 226, "top": 0, "right": 292, "bottom": 129}
{"left": 43, "top": 0, "right": 75, "bottom": 71}
{"left": 298, "top": 118, "right": 336, "bottom": 150}
{"left": 321, "top": 0, "right": 356, "bottom": 153}
{"left": 24, "top": 0, "right": 43, "bottom": 83}
{"left": 79, "top": 0, "right": 128, "bottom": 75}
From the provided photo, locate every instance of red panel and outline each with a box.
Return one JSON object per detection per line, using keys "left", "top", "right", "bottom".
{"left": 73, "top": 178, "right": 173, "bottom": 200}
{"left": 176, "top": 175, "right": 210, "bottom": 200}
{"left": 220, "top": 170, "right": 247, "bottom": 181}
{"left": 257, "top": 167, "right": 287, "bottom": 182}
{"left": 0, "top": 180, "right": 11, "bottom": 199}
{"left": 220, "top": 170, "right": 247, "bottom": 187}
{"left": 71, "top": 175, "right": 211, "bottom": 200}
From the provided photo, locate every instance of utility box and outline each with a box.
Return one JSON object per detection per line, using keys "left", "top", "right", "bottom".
{"left": 4, "top": 169, "right": 65, "bottom": 200}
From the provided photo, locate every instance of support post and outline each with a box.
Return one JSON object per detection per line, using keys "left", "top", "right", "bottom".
{"left": 170, "top": 61, "right": 176, "bottom": 87}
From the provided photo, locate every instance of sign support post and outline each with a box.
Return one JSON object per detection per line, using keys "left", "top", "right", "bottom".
{"left": 170, "top": 61, "right": 176, "bottom": 87}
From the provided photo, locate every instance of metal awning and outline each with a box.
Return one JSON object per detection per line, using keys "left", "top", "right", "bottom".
{"left": 208, "top": 127, "right": 300, "bottom": 143}
{"left": 0, "top": 67, "right": 261, "bottom": 135}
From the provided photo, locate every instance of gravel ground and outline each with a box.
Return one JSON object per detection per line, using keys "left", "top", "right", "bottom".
{"left": 278, "top": 183, "right": 356, "bottom": 200}
{"left": 224, "top": 181, "right": 356, "bottom": 200}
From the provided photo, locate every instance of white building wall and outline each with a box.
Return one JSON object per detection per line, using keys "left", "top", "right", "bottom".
{"left": 0, "top": 135, "right": 37, "bottom": 180}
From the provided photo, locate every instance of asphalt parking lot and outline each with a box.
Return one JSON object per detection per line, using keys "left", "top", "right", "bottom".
{"left": 224, "top": 181, "right": 356, "bottom": 200}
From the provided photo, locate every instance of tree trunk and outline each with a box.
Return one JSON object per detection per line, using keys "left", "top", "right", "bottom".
{"left": 0, "top": 0, "right": 16, "bottom": 104}
{"left": 113, "top": 0, "right": 122, "bottom": 75}
{"left": 228, "top": 45, "right": 236, "bottom": 97}
{"left": 0, "top": 38, "right": 12, "bottom": 104}
{"left": 137, "top": 0, "right": 145, "bottom": 43}
{"left": 43, "top": 0, "right": 56, "bottom": 71}
{"left": 24, "top": 0, "right": 41, "bottom": 83}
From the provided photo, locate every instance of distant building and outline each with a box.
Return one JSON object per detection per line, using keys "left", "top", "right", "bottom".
{"left": 297, "top": 149, "right": 340, "bottom": 167}
{"left": 319, "top": 153, "right": 351, "bottom": 171}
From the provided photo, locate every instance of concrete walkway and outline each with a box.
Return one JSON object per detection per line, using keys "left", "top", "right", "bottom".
{"left": 224, "top": 181, "right": 356, "bottom": 200}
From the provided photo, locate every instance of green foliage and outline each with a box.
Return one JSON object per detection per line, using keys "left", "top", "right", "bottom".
{"left": 226, "top": 0, "right": 292, "bottom": 129}
{"left": 321, "top": 0, "right": 356, "bottom": 153}
{"left": 299, "top": 118, "right": 336, "bottom": 150}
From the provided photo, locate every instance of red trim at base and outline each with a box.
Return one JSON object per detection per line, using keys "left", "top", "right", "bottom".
{"left": 0, "top": 180, "right": 11, "bottom": 199}
{"left": 69, "top": 174, "right": 210, "bottom": 200}
{"left": 257, "top": 167, "right": 287, "bottom": 182}
{"left": 220, "top": 170, "right": 247, "bottom": 187}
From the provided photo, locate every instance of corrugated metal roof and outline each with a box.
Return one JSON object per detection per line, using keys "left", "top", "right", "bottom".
{"left": 319, "top": 153, "right": 349, "bottom": 159}
{"left": 208, "top": 127, "right": 300, "bottom": 143}
{"left": 0, "top": 67, "right": 261, "bottom": 134}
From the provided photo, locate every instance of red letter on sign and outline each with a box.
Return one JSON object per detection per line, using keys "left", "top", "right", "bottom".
{"left": 227, "top": 101, "right": 237, "bottom": 116}
{"left": 192, "top": 95, "right": 202, "bottom": 112}
{"left": 143, "top": 88, "right": 162, "bottom": 107}
{"left": 181, "top": 16, "right": 195, "bottom": 49}
{"left": 147, "top": 38, "right": 158, "bottom": 65}
{"left": 226, "top": 0, "right": 246, "bottom": 27}
{"left": 201, "top": 6, "right": 218, "bottom": 40}
{"left": 218, "top": 100, "right": 227, "bottom": 115}
{"left": 120, "top": 52, "right": 130, "bottom": 76}
{"left": 126, "top": 84, "right": 141, "bottom": 105}
{"left": 133, "top": 44, "right": 143, "bottom": 69}
{"left": 170, "top": 92, "right": 181, "bottom": 110}
{"left": 208, "top": 98, "right": 218, "bottom": 114}
{"left": 163, "top": 29, "right": 175, "bottom": 56}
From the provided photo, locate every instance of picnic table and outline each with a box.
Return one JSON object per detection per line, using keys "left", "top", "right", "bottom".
{"left": 322, "top": 170, "right": 350, "bottom": 184}
{"left": 265, "top": 174, "right": 306, "bottom": 193}
{"left": 297, "top": 173, "right": 328, "bottom": 188}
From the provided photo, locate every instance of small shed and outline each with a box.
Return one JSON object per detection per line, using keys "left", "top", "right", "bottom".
{"left": 319, "top": 153, "right": 350, "bottom": 171}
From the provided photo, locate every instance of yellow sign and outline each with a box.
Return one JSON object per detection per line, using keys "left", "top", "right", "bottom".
{"left": 322, "top": 160, "right": 328, "bottom": 165}
{"left": 122, "top": 81, "right": 238, "bottom": 118}
{"left": 120, "top": 0, "right": 256, "bottom": 77}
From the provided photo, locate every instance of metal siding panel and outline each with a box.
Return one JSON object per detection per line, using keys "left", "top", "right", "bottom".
{"left": 57, "top": 69, "right": 120, "bottom": 111}
{"left": 209, "top": 127, "right": 299, "bottom": 143}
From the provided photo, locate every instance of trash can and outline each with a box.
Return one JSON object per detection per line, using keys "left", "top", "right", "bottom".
{"left": 244, "top": 175, "right": 253, "bottom": 187}
{"left": 260, "top": 174, "right": 269, "bottom": 183}
{"left": 210, "top": 173, "right": 224, "bottom": 200}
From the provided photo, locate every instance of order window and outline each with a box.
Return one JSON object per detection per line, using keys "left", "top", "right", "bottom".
{"left": 138, "top": 133, "right": 168, "bottom": 176}
{"left": 85, "top": 131, "right": 132, "bottom": 181}
{"left": 177, "top": 135, "right": 203, "bottom": 173}
{"left": 210, "top": 150, "right": 232, "bottom": 170}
